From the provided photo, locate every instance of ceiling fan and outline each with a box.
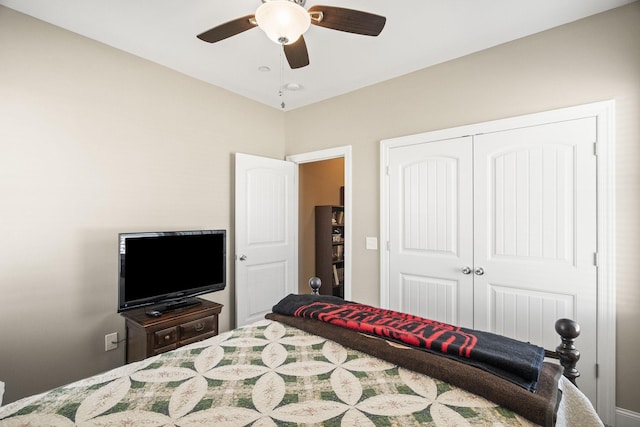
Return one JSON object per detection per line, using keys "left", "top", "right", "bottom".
{"left": 196, "top": 0, "right": 386, "bottom": 69}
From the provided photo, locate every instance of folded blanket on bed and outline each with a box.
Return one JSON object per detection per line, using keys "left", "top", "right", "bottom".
{"left": 266, "top": 311, "right": 563, "bottom": 427}
{"left": 272, "top": 294, "right": 546, "bottom": 391}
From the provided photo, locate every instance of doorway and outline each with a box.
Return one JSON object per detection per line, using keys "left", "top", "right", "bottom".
{"left": 287, "top": 146, "right": 352, "bottom": 300}
{"left": 235, "top": 148, "right": 351, "bottom": 326}
{"left": 298, "top": 159, "right": 344, "bottom": 295}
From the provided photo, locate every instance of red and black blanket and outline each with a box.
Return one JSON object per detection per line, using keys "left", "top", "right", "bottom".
{"left": 272, "top": 294, "right": 545, "bottom": 391}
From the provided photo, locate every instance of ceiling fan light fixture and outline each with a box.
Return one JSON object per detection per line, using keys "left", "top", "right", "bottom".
{"left": 255, "top": 0, "right": 311, "bottom": 45}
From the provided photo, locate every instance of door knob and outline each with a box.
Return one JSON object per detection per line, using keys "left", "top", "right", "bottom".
{"left": 461, "top": 266, "right": 472, "bottom": 275}
{"left": 474, "top": 267, "right": 485, "bottom": 276}
{"left": 239, "top": 254, "right": 247, "bottom": 261}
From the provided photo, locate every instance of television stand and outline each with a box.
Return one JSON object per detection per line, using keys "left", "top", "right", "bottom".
{"left": 121, "top": 298, "right": 223, "bottom": 363}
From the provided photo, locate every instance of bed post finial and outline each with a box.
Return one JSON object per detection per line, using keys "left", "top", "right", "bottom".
{"left": 309, "top": 277, "right": 321, "bottom": 295}
{"left": 555, "top": 318, "right": 581, "bottom": 386}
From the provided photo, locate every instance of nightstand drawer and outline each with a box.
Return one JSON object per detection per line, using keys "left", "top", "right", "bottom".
{"left": 179, "top": 316, "right": 215, "bottom": 340}
{"left": 153, "top": 343, "right": 177, "bottom": 355}
{"left": 154, "top": 327, "right": 178, "bottom": 347}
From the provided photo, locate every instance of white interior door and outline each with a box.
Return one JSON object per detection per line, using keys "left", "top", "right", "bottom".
{"left": 473, "top": 118, "right": 598, "bottom": 403}
{"left": 235, "top": 153, "right": 297, "bottom": 327}
{"left": 387, "top": 136, "right": 474, "bottom": 327}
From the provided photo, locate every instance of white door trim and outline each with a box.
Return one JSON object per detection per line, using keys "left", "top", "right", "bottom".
{"left": 380, "top": 100, "right": 616, "bottom": 425}
{"left": 287, "top": 146, "right": 353, "bottom": 300}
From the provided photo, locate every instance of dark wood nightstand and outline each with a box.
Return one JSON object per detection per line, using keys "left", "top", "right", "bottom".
{"left": 120, "top": 298, "right": 223, "bottom": 363}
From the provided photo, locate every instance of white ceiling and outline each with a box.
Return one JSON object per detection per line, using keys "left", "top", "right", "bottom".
{"left": 1, "top": 0, "right": 634, "bottom": 111}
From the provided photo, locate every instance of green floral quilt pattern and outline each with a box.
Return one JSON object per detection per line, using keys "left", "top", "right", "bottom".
{"left": 0, "top": 320, "right": 535, "bottom": 426}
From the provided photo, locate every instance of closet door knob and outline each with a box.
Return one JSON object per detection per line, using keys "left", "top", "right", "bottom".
{"left": 461, "top": 266, "right": 472, "bottom": 275}
{"left": 239, "top": 254, "right": 247, "bottom": 261}
{"left": 474, "top": 267, "right": 485, "bottom": 276}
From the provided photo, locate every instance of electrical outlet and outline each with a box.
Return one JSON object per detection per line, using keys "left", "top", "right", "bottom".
{"left": 105, "top": 332, "right": 118, "bottom": 352}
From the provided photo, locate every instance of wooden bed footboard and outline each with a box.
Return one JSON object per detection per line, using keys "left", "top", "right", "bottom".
{"left": 544, "top": 318, "right": 581, "bottom": 386}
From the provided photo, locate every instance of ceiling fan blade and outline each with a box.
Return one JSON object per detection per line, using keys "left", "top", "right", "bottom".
{"left": 308, "top": 6, "right": 386, "bottom": 36}
{"left": 197, "top": 15, "right": 257, "bottom": 43}
{"left": 284, "top": 36, "right": 310, "bottom": 69}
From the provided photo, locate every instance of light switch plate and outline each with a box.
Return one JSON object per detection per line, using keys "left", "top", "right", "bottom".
{"left": 366, "top": 237, "right": 378, "bottom": 250}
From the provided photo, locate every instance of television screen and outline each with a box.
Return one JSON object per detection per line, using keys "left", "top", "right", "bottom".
{"left": 118, "top": 230, "right": 226, "bottom": 313}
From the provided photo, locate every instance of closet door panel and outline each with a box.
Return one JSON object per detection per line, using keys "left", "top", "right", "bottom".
{"left": 473, "top": 117, "right": 597, "bottom": 402}
{"left": 387, "top": 137, "right": 474, "bottom": 327}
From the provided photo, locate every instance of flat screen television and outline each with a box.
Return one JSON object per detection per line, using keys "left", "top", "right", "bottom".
{"left": 118, "top": 229, "right": 226, "bottom": 314}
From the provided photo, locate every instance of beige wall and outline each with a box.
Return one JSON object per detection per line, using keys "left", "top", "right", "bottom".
{"left": 285, "top": 2, "right": 640, "bottom": 413}
{"left": 298, "top": 159, "right": 344, "bottom": 293}
{"left": 1, "top": 1, "right": 639, "bottom": 416}
{"left": 0, "top": 7, "right": 284, "bottom": 404}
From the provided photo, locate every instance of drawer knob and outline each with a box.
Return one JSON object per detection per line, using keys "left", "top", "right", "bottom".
{"left": 164, "top": 335, "right": 171, "bottom": 341}
{"left": 194, "top": 323, "right": 205, "bottom": 332}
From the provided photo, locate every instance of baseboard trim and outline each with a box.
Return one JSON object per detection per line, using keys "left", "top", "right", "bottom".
{"left": 616, "top": 407, "right": 640, "bottom": 427}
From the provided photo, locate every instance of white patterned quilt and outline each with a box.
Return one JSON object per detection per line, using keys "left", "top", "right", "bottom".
{"left": 0, "top": 320, "right": 601, "bottom": 426}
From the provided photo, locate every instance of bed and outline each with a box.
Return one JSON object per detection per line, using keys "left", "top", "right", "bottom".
{"left": 0, "top": 295, "right": 602, "bottom": 427}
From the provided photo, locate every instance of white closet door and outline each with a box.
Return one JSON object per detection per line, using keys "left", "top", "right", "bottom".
{"left": 473, "top": 117, "right": 598, "bottom": 403}
{"left": 387, "top": 137, "right": 474, "bottom": 327}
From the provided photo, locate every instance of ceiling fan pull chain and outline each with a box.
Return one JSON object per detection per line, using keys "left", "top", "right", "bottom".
{"left": 279, "top": 49, "right": 286, "bottom": 109}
